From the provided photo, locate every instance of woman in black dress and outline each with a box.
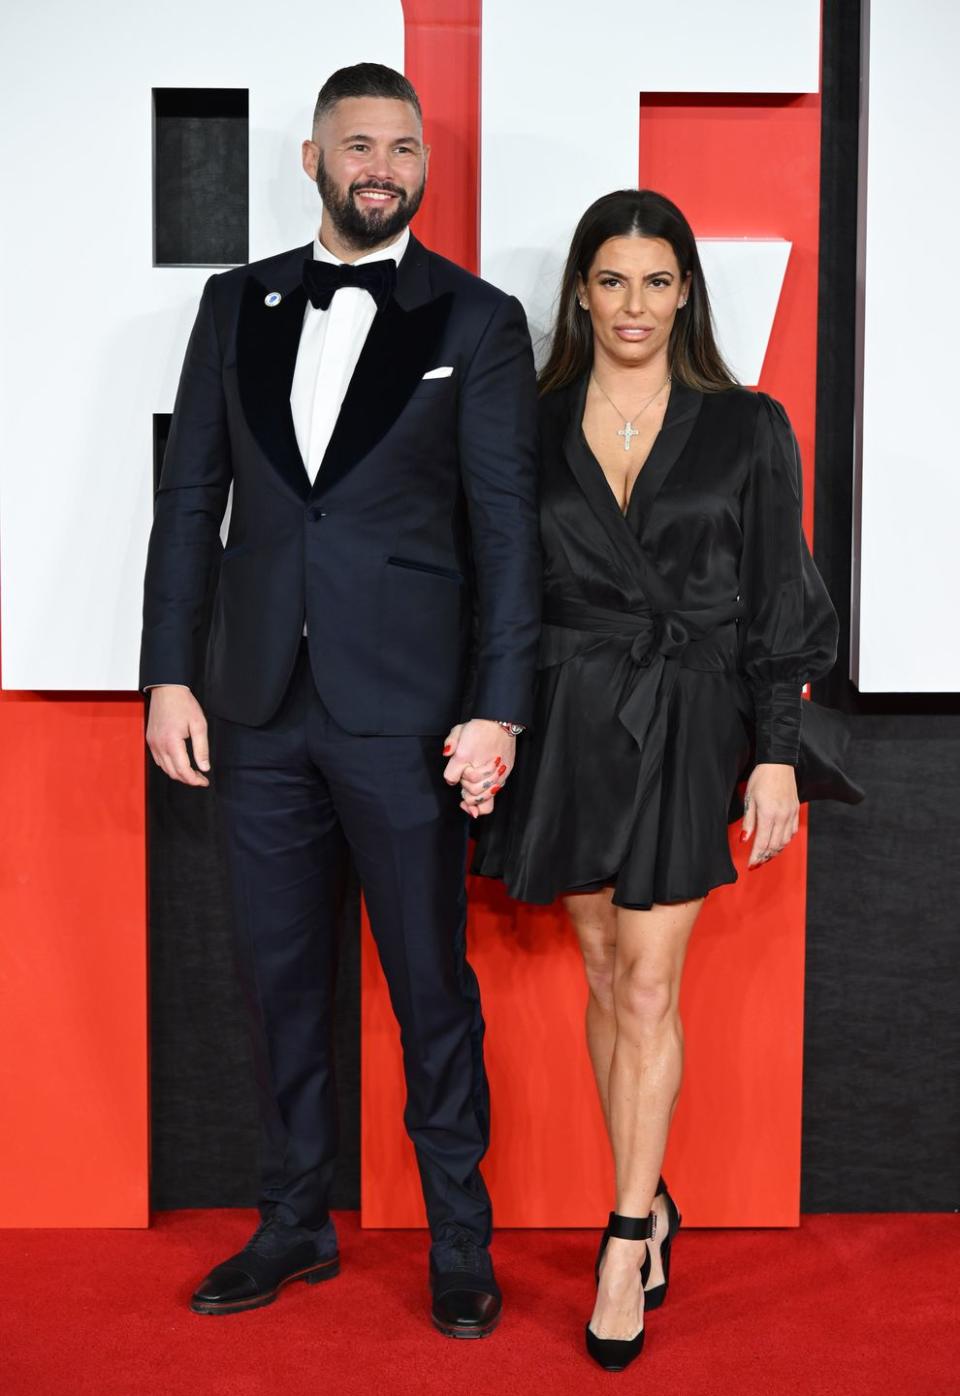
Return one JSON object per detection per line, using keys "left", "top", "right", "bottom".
{"left": 462, "top": 189, "right": 859, "bottom": 1371}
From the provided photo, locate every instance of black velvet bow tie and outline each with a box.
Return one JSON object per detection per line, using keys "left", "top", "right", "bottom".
{"left": 302, "top": 257, "right": 397, "bottom": 312}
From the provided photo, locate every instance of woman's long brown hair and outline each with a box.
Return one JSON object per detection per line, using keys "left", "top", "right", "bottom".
{"left": 538, "top": 188, "right": 736, "bottom": 395}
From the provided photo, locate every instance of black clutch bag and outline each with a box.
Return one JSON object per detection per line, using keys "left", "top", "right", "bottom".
{"left": 730, "top": 697, "right": 864, "bottom": 820}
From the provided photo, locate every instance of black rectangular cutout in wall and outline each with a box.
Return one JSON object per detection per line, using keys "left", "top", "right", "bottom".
{"left": 153, "top": 413, "right": 172, "bottom": 492}
{"left": 153, "top": 88, "right": 249, "bottom": 267}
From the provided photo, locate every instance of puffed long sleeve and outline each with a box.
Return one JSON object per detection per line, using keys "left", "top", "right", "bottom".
{"left": 739, "top": 395, "right": 838, "bottom": 765}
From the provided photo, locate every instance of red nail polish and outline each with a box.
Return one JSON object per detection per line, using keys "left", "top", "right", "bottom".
{"left": 491, "top": 785, "right": 501, "bottom": 795}
{"left": 443, "top": 745, "right": 451, "bottom": 754}
{"left": 493, "top": 755, "right": 501, "bottom": 764}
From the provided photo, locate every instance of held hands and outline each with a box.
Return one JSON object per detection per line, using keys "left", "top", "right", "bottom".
{"left": 442, "top": 720, "right": 516, "bottom": 819}
{"left": 146, "top": 685, "right": 211, "bottom": 788}
{"left": 740, "top": 762, "right": 800, "bottom": 867}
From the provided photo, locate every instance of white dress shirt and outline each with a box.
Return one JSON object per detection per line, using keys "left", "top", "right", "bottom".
{"left": 290, "top": 226, "right": 409, "bottom": 483}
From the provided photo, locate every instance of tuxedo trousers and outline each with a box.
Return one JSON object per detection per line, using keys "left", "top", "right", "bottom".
{"left": 209, "top": 643, "right": 492, "bottom": 1244}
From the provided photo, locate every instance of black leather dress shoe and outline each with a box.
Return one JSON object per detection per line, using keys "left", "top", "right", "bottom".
{"left": 190, "top": 1216, "right": 339, "bottom": 1315}
{"left": 430, "top": 1235, "right": 502, "bottom": 1339}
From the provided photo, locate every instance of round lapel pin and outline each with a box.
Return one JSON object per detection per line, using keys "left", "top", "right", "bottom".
{"left": 264, "top": 291, "right": 282, "bottom": 307}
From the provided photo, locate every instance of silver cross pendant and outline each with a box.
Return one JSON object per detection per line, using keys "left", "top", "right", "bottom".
{"left": 618, "top": 421, "right": 639, "bottom": 451}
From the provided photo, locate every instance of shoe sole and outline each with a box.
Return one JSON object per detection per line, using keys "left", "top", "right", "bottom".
{"left": 190, "top": 1256, "right": 340, "bottom": 1315}
{"left": 431, "top": 1310, "right": 501, "bottom": 1340}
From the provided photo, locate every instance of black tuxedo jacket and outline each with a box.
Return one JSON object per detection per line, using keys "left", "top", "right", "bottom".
{"left": 140, "top": 235, "right": 541, "bottom": 732}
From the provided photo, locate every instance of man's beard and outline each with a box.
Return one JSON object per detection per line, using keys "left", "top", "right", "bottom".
{"left": 316, "top": 154, "right": 425, "bottom": 251}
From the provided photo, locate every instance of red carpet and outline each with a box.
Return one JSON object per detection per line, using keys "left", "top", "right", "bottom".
{"left": 2, "top": 1212, "right": 956, "bottom": 1396}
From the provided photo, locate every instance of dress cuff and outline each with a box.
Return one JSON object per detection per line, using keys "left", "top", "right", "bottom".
{"left": 752, "top": 681, "right": 802, "bottom": 766}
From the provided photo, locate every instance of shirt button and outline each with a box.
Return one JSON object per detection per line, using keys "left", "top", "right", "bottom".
{"left": 308, "top": 505, "right": 326, "bottom": 522}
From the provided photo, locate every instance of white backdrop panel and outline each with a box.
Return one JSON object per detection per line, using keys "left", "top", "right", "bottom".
{"left": 853, "top": 1, "right": 960, "bottom": 692}
{"left": 697, "top": 241, "right": 791, "bottom": 387}
{"left": 480, "top": 0, "right": 819, "bottom": 344}
{"left": 0, "top": 0, "right": 403, "bottom": 690}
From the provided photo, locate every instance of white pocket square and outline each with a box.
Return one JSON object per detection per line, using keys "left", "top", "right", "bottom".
{"left": 422, "top": 366, "right": 454, "bottom": 379}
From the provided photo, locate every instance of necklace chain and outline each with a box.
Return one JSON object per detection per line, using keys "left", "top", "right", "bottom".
{"left": 591, "top": 372, "right": 672, "bottom": 452}
{"left": 592, "top": 371, "right": 671, "bottom": 425}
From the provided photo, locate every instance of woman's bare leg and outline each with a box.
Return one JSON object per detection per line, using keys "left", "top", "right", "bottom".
{"left": 563, "top": 888, "right": 618, "bottom": 1126}
{"left": 588, "top": 898, "right": 703, "bottom": 1339}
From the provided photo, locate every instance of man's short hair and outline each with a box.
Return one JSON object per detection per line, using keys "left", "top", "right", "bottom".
{"left": 313, "top": 63, "right": 423, "bottom": 133}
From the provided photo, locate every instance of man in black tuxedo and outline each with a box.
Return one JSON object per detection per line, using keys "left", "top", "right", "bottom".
{"left": 141, "top": 63, "right": 539, "bottom": 1337}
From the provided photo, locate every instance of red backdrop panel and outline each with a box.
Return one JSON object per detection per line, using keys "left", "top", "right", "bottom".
{"left": 405, "top": 0, "right": 479, "bottom": 273}
{"left": 0, "top": 688, "right": 148, "bottom": 1227}
{"left": 363, "top": 8, "right": 822, "bottom": 1228}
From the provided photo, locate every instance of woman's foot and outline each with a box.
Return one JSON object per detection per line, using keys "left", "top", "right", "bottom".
{"left": 589, "top": 1236, "right": 647, "bottom": 1340}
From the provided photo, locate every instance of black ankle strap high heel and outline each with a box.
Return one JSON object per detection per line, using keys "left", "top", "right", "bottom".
{"left": 644, "top": 1177, "right": 682, "bottom": 1312}
{"left": 586, "top": 1210, "right": 654, "bottom": 1372}
{"left": 594, "top": 1177, "right": 665, "bottom": 1284}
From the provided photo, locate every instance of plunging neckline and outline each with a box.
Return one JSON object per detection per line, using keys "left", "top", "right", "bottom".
{"left": 578, "top": 378, "right": 683, "bottom": 525}
{"left": 560, "top": 372, "right": 704, "bottom": 548}
{"left": 580, "top": 398, "right": 670, "bottom": 519}
{"left": 580, "top": 382, "right": 672, "bottom": 519}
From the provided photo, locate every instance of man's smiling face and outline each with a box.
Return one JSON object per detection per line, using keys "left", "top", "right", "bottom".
{"left": 302, "top": 95, "right": 429, "bottom": 253}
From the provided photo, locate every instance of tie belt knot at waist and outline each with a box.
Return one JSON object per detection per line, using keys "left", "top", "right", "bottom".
{"left": 541, "top": 597, "right": 744, "bottom": 672}
{"left": 539, "top": 596, "right": 745, "bottom": 759}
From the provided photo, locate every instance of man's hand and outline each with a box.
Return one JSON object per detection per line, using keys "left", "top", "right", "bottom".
{"left": 741, "top": 762, "right": 800, "bottom": 867}
{"left": 146, "top": 685, "right": 211, "bottom": 788}
{"left": 442, "top": 719, "right": 514, "bottom": 819}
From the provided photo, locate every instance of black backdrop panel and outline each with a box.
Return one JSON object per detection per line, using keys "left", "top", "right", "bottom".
{"left": 803, "top": 0, "right": 960, "bottom": 1211}
{"left": 153, "top": 88, "right": 249, "bottom": 267}
{"left": 153, "top": 414, "right": 171, "bottom": 490}
{"left": 148, "top": 765, "right": 361, "bottom": 1211}
{"left": 804, "top": 723, "right": 960, "bottom": 1211}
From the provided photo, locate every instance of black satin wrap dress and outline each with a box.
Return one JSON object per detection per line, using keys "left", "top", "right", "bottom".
{"left": 473, "top": 375, "right": 862, "bottom": 910}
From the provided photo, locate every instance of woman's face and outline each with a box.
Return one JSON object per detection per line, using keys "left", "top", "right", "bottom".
{"left": 577, "top": 235, "right": 691, "bottom": 369}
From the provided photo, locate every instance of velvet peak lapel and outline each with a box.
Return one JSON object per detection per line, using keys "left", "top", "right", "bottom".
{"left": 235, "top": 236, "right": 452, "bottom": 502}
{"left": 236, "top": 244, "right": 312, "bottom": 500}
{"left": 310, "top": 236, "right": 452, "bottom": 498}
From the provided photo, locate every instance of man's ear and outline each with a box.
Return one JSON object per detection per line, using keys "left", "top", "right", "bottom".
{"left": 301, "top": 139, "right": 320, "bottom": 181}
